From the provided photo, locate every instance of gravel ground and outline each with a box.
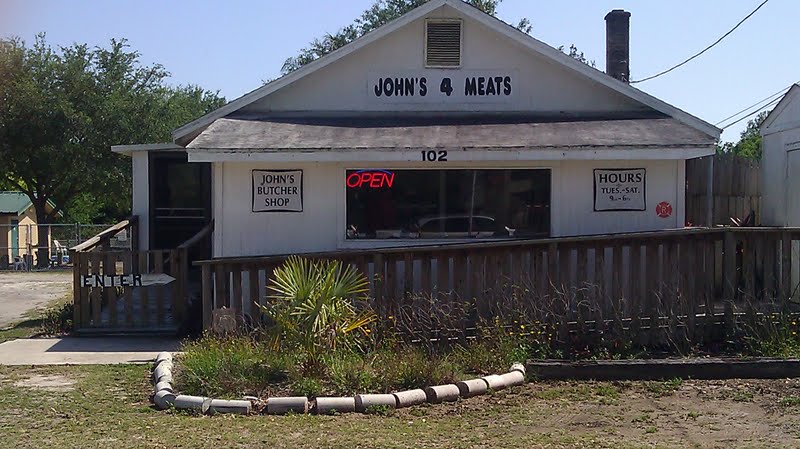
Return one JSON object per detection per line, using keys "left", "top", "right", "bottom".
{"left": 0, "top": 271, "right": 71, "bottom": 328}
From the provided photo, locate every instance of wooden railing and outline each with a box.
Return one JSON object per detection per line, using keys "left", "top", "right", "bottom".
{"left": 195, "top": 227, "right": 800, "bottom": 346}
{"left": 70, "top": 218, "right": 213, "bottom": 333}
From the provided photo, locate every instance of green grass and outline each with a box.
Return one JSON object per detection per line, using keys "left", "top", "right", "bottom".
{"left": 1, "top": 365, "right": 795, "bottom": 449}
{"left": 0, "top": 316, "right": 45, "bottom": 344}
{"left": 0, "top": 364, "right": 646, "bottom": 449}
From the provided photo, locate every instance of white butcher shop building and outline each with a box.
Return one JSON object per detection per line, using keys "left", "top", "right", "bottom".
{"left": 113, "top": 0, "right": 720, "bottom": 258}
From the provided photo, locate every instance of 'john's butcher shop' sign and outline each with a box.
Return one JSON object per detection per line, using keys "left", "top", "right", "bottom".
{"left": 252, "top": 170, "right": 303, "bottom": 212}
{"left": 593, "top": 168, "right": 646, "bottom": 211}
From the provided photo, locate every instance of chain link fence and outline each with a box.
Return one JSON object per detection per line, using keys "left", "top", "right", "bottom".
{"left": 0, "top": 223, "right": 131, "bottom": 271}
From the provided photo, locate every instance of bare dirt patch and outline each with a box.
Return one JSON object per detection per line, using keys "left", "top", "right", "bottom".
{"left": 389, "top": 378, "right": 800, "bottom": 447}
{"left": 0, "top": 271, "right": 71, "bottom": 328}
{"left": 13, "top": 374, "right": 75, "bottom": 391}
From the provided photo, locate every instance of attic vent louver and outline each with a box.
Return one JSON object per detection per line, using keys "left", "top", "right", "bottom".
{"left": 425, "top": 19, "right": 462, "bottom": 68}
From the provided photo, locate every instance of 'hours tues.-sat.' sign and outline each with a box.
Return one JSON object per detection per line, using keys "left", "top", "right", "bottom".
{"left": 252, "top": 170, "right": 303, "bottom": 212}
{"left": 593, "top": 168, "right": 646, "bottom": 211}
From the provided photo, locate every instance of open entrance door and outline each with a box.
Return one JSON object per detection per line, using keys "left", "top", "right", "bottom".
{"left": 149, "top": 152, "right": 212, "bottom": 257}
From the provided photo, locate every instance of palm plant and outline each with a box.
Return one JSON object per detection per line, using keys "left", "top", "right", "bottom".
{"left": 259, "top": 256, "right": 375, "bottom": 373}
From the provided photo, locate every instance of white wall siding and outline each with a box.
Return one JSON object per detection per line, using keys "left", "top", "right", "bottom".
{"left": 131, "top": 152, "right": 149, "bottom": 251}
{"left": 761, "top": 132, "right": 787, "bottom": 226}
{"left": 762, "top": 117, "right": 800, "bottom": 226}
{"left": 240, "top": 5, "right": 647, "bottom": 115}
{"left": 555, "top": 160, "right": 682, "bottom": 236}
{"left": 214, "top": 159, "right": 683, "bottom": 257}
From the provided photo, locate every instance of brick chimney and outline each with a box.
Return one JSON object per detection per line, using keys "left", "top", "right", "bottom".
{"left": 605, "top": 9, "right": 631, "bottom": 83}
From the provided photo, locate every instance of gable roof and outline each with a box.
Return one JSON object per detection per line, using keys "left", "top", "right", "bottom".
{"left": 0, "top": 192, "right": 59, "bottom": 216}
{"left": 761, "top": 84, "right": 800, "bottom": 136}
{"left": 173, "top": 0, "right": 720, "bottom": 146}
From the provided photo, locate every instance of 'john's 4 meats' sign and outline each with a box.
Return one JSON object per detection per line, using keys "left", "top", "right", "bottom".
{"left": 368, "top": 71, "right": 517, "bottom": 103}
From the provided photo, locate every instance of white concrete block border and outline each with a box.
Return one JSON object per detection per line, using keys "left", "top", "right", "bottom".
{"left": 150, "top": 351, "right": 526, "bottom": 416}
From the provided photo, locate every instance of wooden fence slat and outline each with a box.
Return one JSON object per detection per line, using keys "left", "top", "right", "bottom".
{"left": 763, "top": 235, "right": 776, "bottom": 302}
{"left": 403, "top": 254, "right": 413, "bottom": 300}
{"left": 454, "top": 252, "right": 468, "bottom": 304}
{"left": 420, "top": 254, "right": 431, "bottom": 296}
{"left": 154, "top": 251, "right": 165, "bottom": 326}
{"left": 214, "top": 263, "right": 227, "bottom": 310}
{"left": 123, "top": 252, "right": 134, "bottom": 326}
{"left": 249, "top": 266, "right": 260, "bottom": 323}
{"left": 372, "top": 254, "right": 385, "bottom": 321}
{"left": 385, "top": 256, "right": 397, "bottom": 317}
{"left": 106, "top": 252, "right": 118, "bottom": 327}
{"left": 202, "top": 264, "right": 212, "bottom": 330}
{"left": 594, "top": 245, "right": 605, "bottom": 334}
{"left": 575, "top": 245, "right": 589, "bottom": 331}
{"left": 628, "top": 243, "right": 641, "bottom": 339}
{"left": 781, "top": 231, "right": 792, "bottom": 307}
{"left": 90, "top": 252, "right": 102, "bottom": 327}
{"left": 611, "top": 244, "right": 624, "bottom": 336}
{"left": 472, "top": 251, "right": 487, "bottom": 319}
{"left": 684, "top": 237, "right": 697, "bottom": 345}
{"left": 231, "top": 264, "right": 242, "bottom": 314}
{"left": 723, "top": 231, "right": 737, "bottom": 337}
{"left": 138, "top": 252, "right": 150, "bottom": 327}
{"left": 436, "top": 255, "right": 448, "bottom": 300}
{"left": 644, "top": 242, "right": 660, "bottom": 344}
{"left": 71, "top": 251, "right": 82, "bottom": 330}
{"left": 533, "top": 248, "right": 546, "bottom": 307}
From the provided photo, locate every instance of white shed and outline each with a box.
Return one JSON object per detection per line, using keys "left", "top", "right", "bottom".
{"left": 114, "top": 0, "right": 720, "bottom": 258}
{"left": 761, "top": 84, "right": 800, "bottom": 226}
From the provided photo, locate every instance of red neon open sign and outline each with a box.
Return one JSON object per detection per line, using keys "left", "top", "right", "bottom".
{"left": 346, "top": 170, "right": 395, "bottom": 189}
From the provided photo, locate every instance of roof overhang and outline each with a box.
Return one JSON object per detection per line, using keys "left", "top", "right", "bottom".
{"left": 761, "top": 84, "right": 800, "bottom": 136}
{"left": 186, "top": 116, "right": 716, "bottom": 163}
{"left": 111, "top": 143, "right": 184, "bottom": 156}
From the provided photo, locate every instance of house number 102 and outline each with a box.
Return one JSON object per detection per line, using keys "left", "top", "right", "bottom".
{"left": 421, "top": 150, "right": 448, "bottom": 162}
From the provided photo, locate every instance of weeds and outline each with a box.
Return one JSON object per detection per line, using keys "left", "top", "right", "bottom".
{"left": 176, "top": 336, "right": 291, "bottom": 398}
{"left": 364, "top": 404, "right": 393, "bottom": 416}
{"left": 644, "top": 378, "right": 683, "bottom": 397}
{"left": 39, "top": 301, "right": 73, "bottom": 336}
{"left": 779, "top": 396, "right": 800, "bottom": 407}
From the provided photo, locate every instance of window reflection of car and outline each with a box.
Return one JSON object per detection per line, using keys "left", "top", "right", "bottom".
{"left": 417, "top": 215, "right": 515, "bottom": 239}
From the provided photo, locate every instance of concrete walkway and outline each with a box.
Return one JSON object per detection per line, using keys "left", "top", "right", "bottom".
{"left": 0, "top": 337, "right": 181, "bottom": 365}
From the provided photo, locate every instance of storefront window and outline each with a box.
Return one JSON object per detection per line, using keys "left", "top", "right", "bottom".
{"left": 345, "top": 169, "right": 550, "bottom": 239}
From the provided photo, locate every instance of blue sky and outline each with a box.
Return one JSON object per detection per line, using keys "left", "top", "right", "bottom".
{"left": 2, "top": 0, "right": 796, "bottom": 142}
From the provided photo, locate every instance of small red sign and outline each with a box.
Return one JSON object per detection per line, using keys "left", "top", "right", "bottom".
{"left": 346, "top": 170, "right": 395, "bottom": 189}
{"left": 656, "top": 201, "right": 673, "bottom": 218}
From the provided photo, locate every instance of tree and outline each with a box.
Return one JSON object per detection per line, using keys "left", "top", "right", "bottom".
{"left": 557, "top": 44, "right": 596, "bottom": 68}
{"left": 716, "top": 111, "right": 768, "bottom": 160}
{"left": 281, "top": 0, "right": 533, "bottom": 75}
{"left": 0, "top": 35, "right": 225, "bottom": 266}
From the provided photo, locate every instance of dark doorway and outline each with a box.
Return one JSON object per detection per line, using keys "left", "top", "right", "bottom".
{"left": 149, "top": 152, "right": 211, "bottom": 257}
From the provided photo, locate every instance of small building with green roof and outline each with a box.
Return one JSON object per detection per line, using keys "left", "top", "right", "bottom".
{"left": 0, "top": 192, "right": 59, "bottom": 266}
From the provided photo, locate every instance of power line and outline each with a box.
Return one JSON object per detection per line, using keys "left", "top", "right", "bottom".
{"left": 631, "top": 0, "right": 770, "bottom": 84}
{"left": 721, "top": 96, "right": 781, "bottom": 130}
{"left": 715, "top": 84, "right": 792, "bottom": 126}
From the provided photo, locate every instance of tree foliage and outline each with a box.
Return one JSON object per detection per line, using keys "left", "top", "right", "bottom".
{"left": 0, "top": 34, "right": 225, "bottom": 226}
{"left": 716, "top": 111, "right": 768, "bottom": 160}
{"left": 557, "top": 44, "right": 596, "bottom": 68}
